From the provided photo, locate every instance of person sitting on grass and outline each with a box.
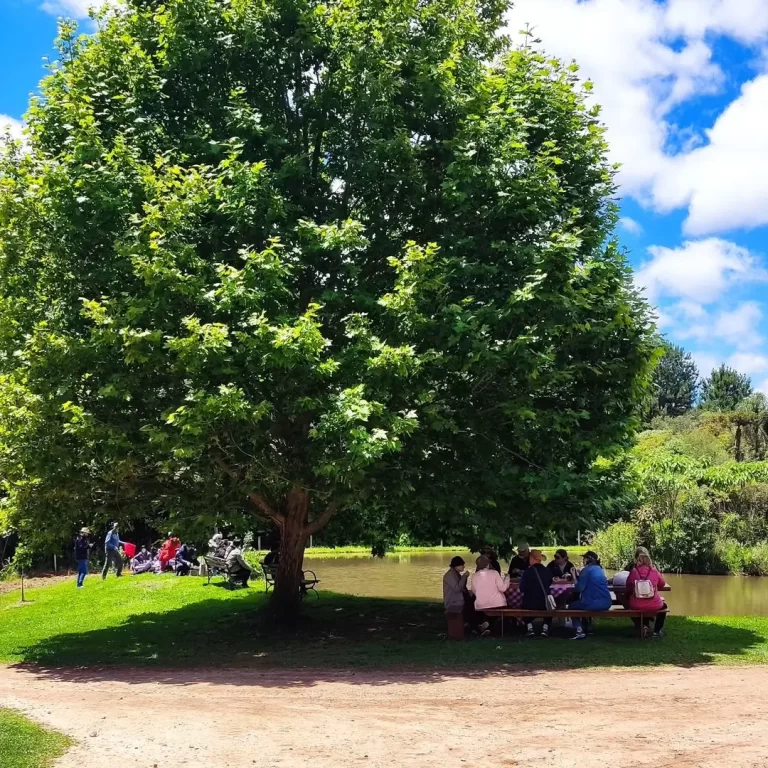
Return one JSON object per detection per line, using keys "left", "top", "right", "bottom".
{"left": 507, "top": 543, "right": 531, "bottom": 577}
{"left": 174, "top": 543, "right": 198, "bottom": 576}
{"left": 131, "top": 546, "right": 154, "bottom": 575}
{"left": 158, "top": 535, "right": 181, "bottom": 572}
{"left": 520, "top": 549, "right": 554, "bottom": 637}
{"left": 568, "top": 551, "right": 612, "bottom": 640}
{"left": 471, "top": 554, "right": 510, "bottom": 627}
{"left": 626, "top": 547, "right": 668, "bottom": 639}
{"left": 547, "top": 549, "right": 575, "bottom": 581}
{"left": 225, "top": 538, "right": 252, "bottom": 587}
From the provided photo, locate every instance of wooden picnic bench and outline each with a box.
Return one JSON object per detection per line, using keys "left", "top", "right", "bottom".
{"left": 482, "top": 606, "right": 669, "bottom": 639}
{"left": 262, "top": 562, "right": 321, "bottom": 600}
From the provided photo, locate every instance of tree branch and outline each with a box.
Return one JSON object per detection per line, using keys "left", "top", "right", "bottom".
{"left": 249, "top": 492, "right": 284, "bottom": 526}
{"left": 304, "top": 501, "right": 337, "bottom": 536}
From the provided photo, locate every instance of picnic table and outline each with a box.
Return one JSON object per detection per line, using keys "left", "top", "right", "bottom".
{"left": 504, "top": 578, "right": 671, "bottom": 608}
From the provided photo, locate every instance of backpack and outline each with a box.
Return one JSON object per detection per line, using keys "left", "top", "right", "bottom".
{"left": 632, "top": 566, "right": 656, "bottom": 600}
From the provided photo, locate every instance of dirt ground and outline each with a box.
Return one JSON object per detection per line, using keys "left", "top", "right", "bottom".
{"left": 1, "top": 664, "right": 767, "bottom": 768}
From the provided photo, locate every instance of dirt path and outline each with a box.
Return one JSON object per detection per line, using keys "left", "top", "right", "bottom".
{"left": 1, "top": 664, "right": 767, "bottom": 768}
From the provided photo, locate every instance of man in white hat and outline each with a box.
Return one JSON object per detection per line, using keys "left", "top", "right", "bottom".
{"left": 74, "top": 527, "right": 92, "bottom": 588}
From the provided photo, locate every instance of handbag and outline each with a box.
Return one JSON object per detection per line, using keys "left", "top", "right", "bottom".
{"left": 533, "top": 566, "right": 558, "bottom": 612}
{"left": 632, "top": 566, "right": 656, "bottom": 600}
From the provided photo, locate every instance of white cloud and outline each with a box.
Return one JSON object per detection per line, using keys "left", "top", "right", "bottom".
{"left": 758, "top": 378, "right": 768, "bottom": 395}
{"left": 715, "top": 303, "right": 764, "bottom": 348}
{"left": 505, "top": 0, "right": 768, "bottom": 235}
{"left": 40, "top": 0, "right": 101, "bottom": 18}
{"left": 727, "top": 352, "right": 768, "bottom": 376}
{"left": 619, "top": 217, "right": 643, "bottom": 235}
{"left": 0, "top": 115, "right": 23, "bottom": 142}
{"left": 691, "top": 351, "right": 721, "bottom": 378}
{"left": 635, "top": 238, "right": 761, "bottom": 304}
{"left": 654, "top": 76, "right": 768, "bottom": 235}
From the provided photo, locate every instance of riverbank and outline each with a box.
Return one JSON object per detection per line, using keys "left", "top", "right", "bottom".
{"left": 2, "top": 664, "right": 767, "bottom": 768}
{"left": 1, "top": 576, "right": 767, "bottom": 670}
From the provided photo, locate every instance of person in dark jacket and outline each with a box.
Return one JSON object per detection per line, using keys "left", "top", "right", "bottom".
{"left": 74, "top": 527, "right": 92, "bottom": 589}
{"left": 174, "top": 544, "right": 198, "bottom": 576}
{"left": 508, "top": 543, "right": 531, "bottom": 577}
{"left": 547, "top": 549, "right": 576, "bottom": 580}
{"left": 519, "top": 549, "right": 553, "bottom": 637}
{"left": 102, "top": 522, "right": 125, "bottom": 579}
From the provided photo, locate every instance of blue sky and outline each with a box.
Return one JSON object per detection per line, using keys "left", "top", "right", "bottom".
{"left": 3, "top": 0, "right": 768, "bottom": 391}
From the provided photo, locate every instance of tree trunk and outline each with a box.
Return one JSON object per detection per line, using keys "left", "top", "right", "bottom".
{"left": 272, "top": 488, "right": 310, "bottom": 619}
{"left": 735, "top": 424, "right": 743, "bottom": 462}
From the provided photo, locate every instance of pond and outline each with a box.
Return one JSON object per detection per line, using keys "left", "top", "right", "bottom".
{"left": 305, "top": 550, "right": 768, "bottom": 616}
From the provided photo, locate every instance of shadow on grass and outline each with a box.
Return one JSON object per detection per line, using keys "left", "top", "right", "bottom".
{"left": 10, "top": 591, "right": 766, "bottom": 689}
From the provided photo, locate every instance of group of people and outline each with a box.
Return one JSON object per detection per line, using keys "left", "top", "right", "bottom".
{"left": 73, "top": 524, "right": 232, "bottom": 587}
{"left": 443, "top": 543, "right": 668, "bottom": 639}
{"left": 205, "top": 532, "right": 254, "bottom": 587}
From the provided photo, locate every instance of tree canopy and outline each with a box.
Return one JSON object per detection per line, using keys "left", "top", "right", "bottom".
{"left": 700, "top": 365, "right": 753, "bottom": 413}
{"left": 0, "top": 0, "right": 655, "bottom": 612}
{"left": 641, "top": 340, "right": 698, "bottom": 422}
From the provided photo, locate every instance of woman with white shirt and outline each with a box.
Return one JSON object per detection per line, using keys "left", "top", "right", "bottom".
{"left": 471, "top": 555, "right": 510, "bottom": 613}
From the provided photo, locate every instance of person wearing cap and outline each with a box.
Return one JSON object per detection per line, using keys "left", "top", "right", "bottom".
{"left": 568, "top": 551, "right": 612, "bottom": 640}
{"left": 225, "top": 537, "right": 252, "bottom": 587}
{"left": 102, "top": 522, "right": 125, "bottom": 579}
{"left": 471, "top": 555, "right": 510, "bottom": 615}
{"left": 508, "top": 543, "right": 531, "bottom": 577}
{"left": 74, "top": 527, "right": 92, "bottom": 588}
{"left": 519, "top": 549, "right": 554, "bottom": 637}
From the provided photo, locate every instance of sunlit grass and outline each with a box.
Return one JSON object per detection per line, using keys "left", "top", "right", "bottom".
{"left": 0, "top": 709, "right": 71, "bottom": 768}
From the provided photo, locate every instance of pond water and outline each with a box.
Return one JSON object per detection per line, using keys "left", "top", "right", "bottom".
{"left": 305, "top": 551, "right": 768, "bottom": 616}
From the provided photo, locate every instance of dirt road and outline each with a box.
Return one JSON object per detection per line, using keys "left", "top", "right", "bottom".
{"left": 1, "top": 664, "right": 766, "bottom": 768}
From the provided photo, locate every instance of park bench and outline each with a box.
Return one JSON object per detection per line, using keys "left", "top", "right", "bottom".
{"left": 482, "top": 606, "right": 669, "bottom": 639}
{"left": 262, "top": 562, "right": 321, "bottom": 600}
{"left": 203, "top": 555, "right": 240, "bottom": 588}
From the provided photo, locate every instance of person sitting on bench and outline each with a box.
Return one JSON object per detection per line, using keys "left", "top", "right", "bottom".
{"left": 520, "top": 549, "right": 553, "bottom": 637}
{"left": 547, "top": 548, "right": 575, "bottom": 581}
{"left": 471, "top": 555, "right": 510, "bottom": 626}
{"left": 568, "top": 551, "right": 612, "bottom": 640}
{"left": 626, "top": 547, "right": 668, "bottom": 638}
{"left": 207, "top": 533, "right": 229, "bottom": 559}
{"left": 226, "top": 538, "right": 252, "bottom": 587}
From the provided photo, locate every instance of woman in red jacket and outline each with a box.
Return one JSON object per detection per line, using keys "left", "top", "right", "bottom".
{"left": 626, "top": 547, "right": 668, "bottom": 638}
{"left": 158, "top": 535, "right": 181, "bottom": 572}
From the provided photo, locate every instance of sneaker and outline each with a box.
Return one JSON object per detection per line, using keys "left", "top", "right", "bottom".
{"left": 478, "top": 621, "right": 490, "bottom": 633}
{"left": 571, "top": 629, "right": 586, "bottom": 640}
{"left": 541, "top": 624, "right": 549, "bottom": 638}
{"left": 480, "top": 627, "right": 491, "bottom": 637}
{"left": 525, "top": 624, "right": 535, "bottom": 637}
{"left": 653, "top": 630, "right": 663, "bottom": 639}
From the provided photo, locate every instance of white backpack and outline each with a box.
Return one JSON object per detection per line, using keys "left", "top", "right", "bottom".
{"left": 632, "top": 567, "right": 656, "bottom": 600}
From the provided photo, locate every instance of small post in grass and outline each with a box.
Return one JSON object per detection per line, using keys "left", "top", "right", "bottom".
{"left": 20, "top": 566, "right": 26, "bottom": 603}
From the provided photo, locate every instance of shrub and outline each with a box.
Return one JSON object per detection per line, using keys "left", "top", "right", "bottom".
{"left": 589, "top": 522, "right": 638, "bottom": 570}
{"left": 743, "top": 543, "right": 768, "bottom": 576}
{"left": 242, "top": 550, "right": 264, "bottom": 581}
{"left": 649, "top": 497, "right": 717, "bottom": 573}
{"left": 713, "top": 537, "right": 745, "bottom": 575}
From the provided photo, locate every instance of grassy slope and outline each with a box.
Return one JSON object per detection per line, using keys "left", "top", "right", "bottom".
{"left": 1, "top": 575, "right": 768, "bottom": 671}
{"left": 0, "top": 709, "right": 71, "bottom": 768}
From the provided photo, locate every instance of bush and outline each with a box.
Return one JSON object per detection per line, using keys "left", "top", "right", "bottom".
{"left": 241, "top": 550, "right": 264, "bottom": 580}
{"left": 589, "top": 522, "right": 638, "bottom": 570}
{"left": 648, "top": 497, "right": 717, "bottom": 573}
{"left": 713, "top": 537, "right": 745, "bottom": 575}
{"left": 744, "top": 543, "right": 768, "bottom": 576}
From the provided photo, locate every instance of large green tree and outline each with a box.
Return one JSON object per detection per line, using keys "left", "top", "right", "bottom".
{"left": 0, "top": 0, "right": 654, "bottom": 613}
{"left": 700, "top": 365, "right": 753, "bottom": 413}
{"left": 641, "top": 340, "right": 699, "bottom": 422}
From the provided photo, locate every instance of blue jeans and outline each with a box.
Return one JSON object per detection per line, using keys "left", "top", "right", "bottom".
{"left": 570, "top": 599, "right": 611, "bottom": 631}
{"left": 76, "top": 559, "right": 89, "bottom": 587}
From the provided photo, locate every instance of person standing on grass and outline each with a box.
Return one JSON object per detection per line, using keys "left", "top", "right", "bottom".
{"left": 74, "top": 527, "right": 92, "bottom": 589}
{"left": 102, "top": 522, "right": 125, "bottom": 579}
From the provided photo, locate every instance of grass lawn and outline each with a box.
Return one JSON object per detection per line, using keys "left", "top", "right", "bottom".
{"left": 1, "top": 575, "right": 768, "bottom": 671}
{"left": 0, "top": 709, "right": 71, "bottom": 768}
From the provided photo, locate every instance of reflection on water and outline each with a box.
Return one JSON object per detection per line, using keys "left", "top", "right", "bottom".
{"left": 305, "top": 551, "right": 768, "bottom": 616}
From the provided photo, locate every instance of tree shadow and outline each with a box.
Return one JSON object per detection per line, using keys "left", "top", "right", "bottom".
{"left": 9, "top": 591, "right": 765, "bottom": 689}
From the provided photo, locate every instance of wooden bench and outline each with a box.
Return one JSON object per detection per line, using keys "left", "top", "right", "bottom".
{"left": 203, "top": 555, "right": 241, "bottom": 588}
{"left": 261, "top": 562, "right": 321, "bottom": 600}
{"left": 482, "top": 606, "right": 669, "bottom": 639}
